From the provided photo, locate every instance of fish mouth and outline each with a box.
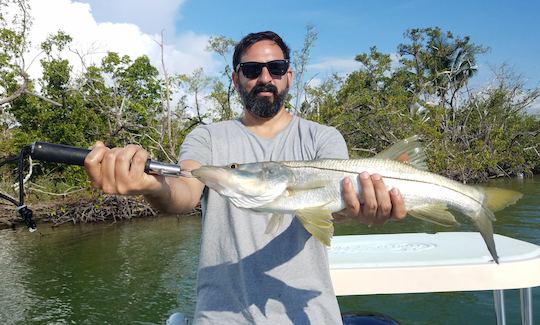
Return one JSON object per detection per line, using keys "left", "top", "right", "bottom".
{"left": 191, "top": 166, "right": 231, "bottom": 193}
{"left": 189, "top": 167, "right": 204, "bottom": 179}
{"left": 190, "top": 166, "right": 219, "bottom": 181}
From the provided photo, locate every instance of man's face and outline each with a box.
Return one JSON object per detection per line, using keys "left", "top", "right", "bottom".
{"left": 234, "top": 40, "right": 293, "bottom": 118}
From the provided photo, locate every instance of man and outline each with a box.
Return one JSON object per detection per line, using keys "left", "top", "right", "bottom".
{"left": 85, "top": 31, "right": 406, "bottom": 324}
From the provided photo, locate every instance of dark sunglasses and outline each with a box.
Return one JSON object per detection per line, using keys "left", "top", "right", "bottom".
{"left": 237, "top": 59, "right": 289, "bottom": 79}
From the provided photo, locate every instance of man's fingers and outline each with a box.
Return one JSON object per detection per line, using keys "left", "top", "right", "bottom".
{"left": 342, "top": 177, "right": 360, "bottom": 216}
{"left": 84, "top": 142, "right": 108, "bottom": 188}
{"left": 359, "top": 172, "right": 377, "bottom": 219}
{"left": 372, "top": 174, "right": 392, "bottom": 224}
{"left": 340, "top": 173, "right": 407, "bottom": 226}
{"left": 82, "top": 142, "right": 160, "bottom": 196}
{"left": 89, "top": 141, "right": 105, "bottom": 150}
{"left": 390, "top": 187, "right": 407, "bottom": 219}
{"left": 129, "top": 146, "right": 149, "bottom": 179}
{"left": 114, "top": 145, "right": 143, "bottom": 187}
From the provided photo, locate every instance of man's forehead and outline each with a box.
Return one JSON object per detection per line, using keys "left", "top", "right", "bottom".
{"left": 241, "top": 40, "right": 284, "bottom": 61}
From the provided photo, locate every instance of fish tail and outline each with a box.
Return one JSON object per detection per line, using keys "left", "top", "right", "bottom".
{"left": 481, "top": 186, "right": 523, "bottom": 213}
{"left": 472, "top": 187, "right": 523, "bottom": 264}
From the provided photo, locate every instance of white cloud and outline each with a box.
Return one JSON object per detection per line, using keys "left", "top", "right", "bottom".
{"left": 308, "top": 52, "right": 402, "bottom": 78}
{"left": 83, "top": 0, "right": 185, "bottom": 35}
{"left": 13, "top": 0, "right": 217, "bottom": 81}
{"left": 529, "top": 96, "right": 540, "bottom": 116}
{"left": 308, "top": 57, "right": 363, "bottom": 75}
{"left": 304, "top": 77, "right": 323, "bottom": 88}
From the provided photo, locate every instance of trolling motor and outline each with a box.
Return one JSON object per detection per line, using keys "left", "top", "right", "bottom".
{"left": 0, "top": 141, "right": 184, "bottom": 231}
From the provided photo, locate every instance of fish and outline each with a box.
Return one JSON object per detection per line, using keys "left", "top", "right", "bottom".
{"left": 191, "top": 136, "right": 523, "bottom": 263}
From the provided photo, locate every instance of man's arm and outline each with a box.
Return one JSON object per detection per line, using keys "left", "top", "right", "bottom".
{"left": 84, "top": 142, "right": 204, "bottom": 215}
{"left": 143, "top": 159, "right": 204, "bottom": 214}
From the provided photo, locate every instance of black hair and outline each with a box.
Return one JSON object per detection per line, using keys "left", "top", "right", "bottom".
{"left": 232, "top": 31, "right": 290, "bottom": 72}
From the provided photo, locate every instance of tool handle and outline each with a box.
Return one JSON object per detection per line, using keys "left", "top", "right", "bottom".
{"left": 31, "top": 142, "right": 90, "bottom": 166}
{"left": 30, "top": 142, "right": 151, "bottom": 171}
{"left": 30, "top": 142, "right": 183, "bottom": 177}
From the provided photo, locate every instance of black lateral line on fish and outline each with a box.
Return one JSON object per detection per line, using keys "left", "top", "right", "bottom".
{"left": 283, "top": 162, "right": 486, "bottom": 208}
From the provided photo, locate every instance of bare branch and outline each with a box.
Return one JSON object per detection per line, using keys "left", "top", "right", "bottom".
{"left": 23, "top": 89, "right": 62, "bottom": 106}
{"left": 0, "top": 71, "right": 29, "bottom": 105}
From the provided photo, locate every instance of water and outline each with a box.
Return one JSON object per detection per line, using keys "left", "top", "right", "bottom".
{"left": 0, "top": 178, "right": 538, "bottom": 324}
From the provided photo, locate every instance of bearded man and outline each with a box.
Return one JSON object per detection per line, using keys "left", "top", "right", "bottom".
{"left": 84, "top": 31, "right": 406, "bottom": 324}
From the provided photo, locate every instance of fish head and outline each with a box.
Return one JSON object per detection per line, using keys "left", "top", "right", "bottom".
{"left": 191, "top": 162, "right": 292, "bottom": 208}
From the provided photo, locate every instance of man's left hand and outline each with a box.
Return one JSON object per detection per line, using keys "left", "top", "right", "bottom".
{"left": 334, "top": 172, "right": 407, "bottom": 225}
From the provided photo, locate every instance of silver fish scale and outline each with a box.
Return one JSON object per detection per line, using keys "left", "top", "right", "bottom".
{"left": 280, "top": 159, "right": 484, "bottom": 207}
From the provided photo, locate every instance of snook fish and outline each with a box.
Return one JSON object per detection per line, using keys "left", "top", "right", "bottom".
{"left": 191, "top": 136, "right": 522, "bottom": 263}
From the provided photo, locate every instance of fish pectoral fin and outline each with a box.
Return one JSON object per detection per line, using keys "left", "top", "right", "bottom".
{"left": 408, "top": 204, "right": 460, "bottom": 227}
{"left": 374, "top": 135, "right": 429, "bottom": 171}
{"left": 287, "top": 179, "right": 333, "bottom": 191}
{"left": 265, "top": 214, "right": 284, "bottom": 234}
{"left": 295, "top": 206, "right": 334, "bottom": 246}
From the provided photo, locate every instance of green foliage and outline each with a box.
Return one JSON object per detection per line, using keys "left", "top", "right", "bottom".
{"left": 398, "top": 27, "right": 488, "bottom": 105}
{"left": 208, "top": 79, "right": 237, "bottom": 122}
{"left": 206, "top": 35, "right": 237, "bottom": 122}
{"left": 304, "top": 28, "right": 539, "bottom": 182}
{"left": 0, "top": 10, "right": 538, "bottom": 196}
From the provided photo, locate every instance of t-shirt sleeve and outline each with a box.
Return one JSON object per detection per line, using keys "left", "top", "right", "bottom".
{"left": 179, "top": 126, "right": 212, "bottom": 165}
{"left": 316, "top": 126, "right": 349, "bottom": 159}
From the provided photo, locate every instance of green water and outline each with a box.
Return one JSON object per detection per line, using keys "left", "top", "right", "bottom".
{"left": 0, "top": 178, "right": 538, "bottom": 324}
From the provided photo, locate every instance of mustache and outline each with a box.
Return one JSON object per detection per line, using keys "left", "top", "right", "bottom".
{"left": 251, "top": 83, "right": 278, "bottom": 95}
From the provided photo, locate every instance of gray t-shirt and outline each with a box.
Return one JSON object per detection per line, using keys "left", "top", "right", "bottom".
{"left": 180, "top": 115, "right": 348, "bottom": 324}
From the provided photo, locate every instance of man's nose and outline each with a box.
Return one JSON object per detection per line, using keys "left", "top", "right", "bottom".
{"left": 257, "top": 66, "right": 273, "bottom": 83}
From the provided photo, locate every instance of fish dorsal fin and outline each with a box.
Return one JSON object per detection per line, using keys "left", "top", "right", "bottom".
{"left": 408, "top": 203, "right": 460, "bottom": 227}
{"left": 479, "top": 186, "right": 523, "bottom": 212}
{"left": 295, "top": 205, "right": 334, "bottom": 246}
{"left": 374, "top": 135, "right": 428, "bottom": 171}
{"left": 265, "top": 214, "right": 284, "bottom": 234}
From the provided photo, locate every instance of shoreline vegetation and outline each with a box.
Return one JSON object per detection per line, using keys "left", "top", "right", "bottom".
{"left": 0, "top": 183, "right": 203, "bottom": 230}
{"left": 1, "top": 2, "right": 539, "bottom": 230}
{"left": 0, "top": 195, "right": 187, "bottom": 230}
{"left": 0, "top": 194, "right": 160, "bottom": 230}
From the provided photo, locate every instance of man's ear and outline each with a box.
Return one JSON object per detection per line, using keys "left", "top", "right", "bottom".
{"left": 232, "top": 71, "right": 239, "bottom": 90}
{"left": 287, "top": 68, "right": 293, "bottom": 86}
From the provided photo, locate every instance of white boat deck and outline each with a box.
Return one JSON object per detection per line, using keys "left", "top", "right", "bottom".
{"left": 328, "top": 232, "right": 540, "bottom": 325}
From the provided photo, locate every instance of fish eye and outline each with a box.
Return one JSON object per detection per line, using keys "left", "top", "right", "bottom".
{"left": 229, "top": 163, "right": 239, "bottom": 169}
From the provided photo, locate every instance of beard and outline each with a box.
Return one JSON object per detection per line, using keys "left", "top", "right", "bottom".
{"left": 238, "top": 83, "right": 289, "bottom": 118}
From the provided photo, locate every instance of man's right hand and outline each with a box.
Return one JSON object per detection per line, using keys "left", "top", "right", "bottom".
{"left": 84, "top": 141, "right": 204, "bottom": 214}
{"left": 84, "top": 141, "right": 164, "bottom": 196}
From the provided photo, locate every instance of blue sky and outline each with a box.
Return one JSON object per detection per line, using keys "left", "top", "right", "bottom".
{"left": 173, "top": 0, "right": 539, "bottom": 89}
{"left": 17, "top": 0, "right": 540, "bottom": 112}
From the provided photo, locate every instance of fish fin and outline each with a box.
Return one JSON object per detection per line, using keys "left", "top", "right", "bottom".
{"left": 408, "top": 203, "right": 460, "bottom": 227}
{"left": 479, "top": 186, "right": 523, "bottom": 213}
{"left": 374, "top": 135, "right": 428, "bottom": 171}
{"left": 265, "top": 214, "right": 284, "bottom": 234}
{"left": 287, "top": 180, "right": 333, "bottom": 191}
{"left": 295, "top": 206, "right": 335, "bottom": 246}
{"left": 473, "top": 205, "right": 499, "bottom": 263}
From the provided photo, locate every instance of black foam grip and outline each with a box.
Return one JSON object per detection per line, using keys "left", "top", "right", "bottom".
{"left": 31, "top": 142, "right": 90, "bottom": 166}
{"left": 31, "top": 142, "right": 152, "bottom": 172}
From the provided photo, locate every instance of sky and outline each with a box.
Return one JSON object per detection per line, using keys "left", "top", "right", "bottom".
{"left": 8, "top": 0, "right": 540, "bottom": 111}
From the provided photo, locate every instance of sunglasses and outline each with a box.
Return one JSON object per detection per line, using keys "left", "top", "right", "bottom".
{"left": 237, "top": 59, "right": 289, "bottom": 79}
